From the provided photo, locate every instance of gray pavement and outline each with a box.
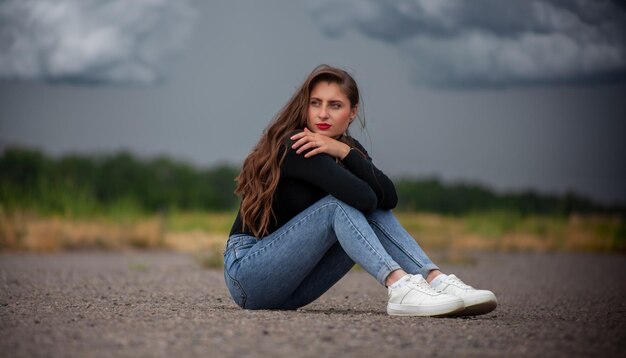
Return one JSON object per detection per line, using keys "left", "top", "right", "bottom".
{"left": 1, "top": 251, "right": 625, "bottom": 357}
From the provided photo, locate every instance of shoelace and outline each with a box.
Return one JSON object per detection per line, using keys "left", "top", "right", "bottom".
{"left": 407, "top": 275, "right": 442, "bottom": 295}
{"left": 446, "top": 274, "right": 473, "bottom": 289}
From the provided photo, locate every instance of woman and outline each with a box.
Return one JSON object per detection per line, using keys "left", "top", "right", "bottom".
{"left": 223, "top": 64, "right": 497, "bottom": 316}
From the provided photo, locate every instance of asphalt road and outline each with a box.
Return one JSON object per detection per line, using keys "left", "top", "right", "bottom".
{"left": 1, "top": 251, "right": 624, "bottom": 357}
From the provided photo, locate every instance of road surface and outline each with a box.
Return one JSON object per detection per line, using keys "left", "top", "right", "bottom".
{"left": 1, "top": 251, "right": 624, "bottom": 357}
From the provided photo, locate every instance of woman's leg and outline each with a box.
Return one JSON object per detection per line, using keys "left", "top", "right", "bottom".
{"left": 365, "top": 209, "right": 498, "bottom": 315}
{"left": 365, "top": 209, "right": 440, "bottom": 280}
{"left": 279, "top": 241, "right": 354, "bottom": 310}
{"left": 224, "top": 196, "right": 402, "bottom": 310}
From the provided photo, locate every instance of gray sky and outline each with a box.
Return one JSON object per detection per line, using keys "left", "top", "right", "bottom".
{"left": 1, "top": 0, "right": 625, "bottom": 205}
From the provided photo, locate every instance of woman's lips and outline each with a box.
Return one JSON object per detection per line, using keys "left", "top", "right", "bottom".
{"left": 316, "top": 123, "right": 331, "bottom": 130}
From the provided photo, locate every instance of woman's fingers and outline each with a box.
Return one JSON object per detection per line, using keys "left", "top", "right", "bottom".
{"left": 290, "top": 131, "right": 306, "bottom": 141}
{"left": 290, "top": 127, "right": 339, "bottom": 157}
{"left": 291, "top": 129, "right": 320, "bottom": 151}
{"left": 296, "top": 140, "right": 320, "bottom": 154}
{"left": 302, "top": 139, "right": 332, "bottom": 157}
{"left": 290, "top": 128, "right": 313, "bottom": 142}
{"left": 291, "top": 134, "right": 315, "bottom": 151}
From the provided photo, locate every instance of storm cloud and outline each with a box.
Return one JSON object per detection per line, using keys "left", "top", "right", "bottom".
{"left": 307, "top": 0, "right": 626, "bottom": 87}
{"left": 0, "top": 0, "right": 195, "bottom": 84}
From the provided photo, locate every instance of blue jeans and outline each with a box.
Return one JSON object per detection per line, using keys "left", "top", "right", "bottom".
{"left": 223, "top": 195, "right": 439, "bottom": 310}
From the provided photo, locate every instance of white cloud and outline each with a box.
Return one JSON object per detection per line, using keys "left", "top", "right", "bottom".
{"left": 0, "top": 0, "right": 196, "bottom": 84}
{"left": 307, "top": 0, "right": 626, "bottom": 87}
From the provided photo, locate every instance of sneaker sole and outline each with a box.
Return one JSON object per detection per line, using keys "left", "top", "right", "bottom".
{"left": 387, "top": 300, "right": 465, "bottom": 317}
{"left": 453, "top": 300, "right": 497, "bottom": 316}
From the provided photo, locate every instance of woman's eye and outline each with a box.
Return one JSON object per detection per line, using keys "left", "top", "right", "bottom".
{"left": 310, "top": 101, "right": 320, "bottom": 107}
{"left": 330, "top": 103, "right": 341, "bottom": 109}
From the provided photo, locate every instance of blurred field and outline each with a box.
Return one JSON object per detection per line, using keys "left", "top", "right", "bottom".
{"left": 3, "top": 148, "right": 624, "bottom": 267}
{"left": 1, "top": 210, "right": 623, "bottom": 268}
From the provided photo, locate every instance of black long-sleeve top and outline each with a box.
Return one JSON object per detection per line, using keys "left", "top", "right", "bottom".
{"left": 229, "top": 136, "right": 397, "bottom": 237}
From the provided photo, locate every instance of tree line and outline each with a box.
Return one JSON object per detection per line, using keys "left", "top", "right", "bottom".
{"left": 0, "top": 147, "right": 623, "bottom": 216}
{"left": 394, "top": 178, "right": 623, "bottom": 216}
{"left": 0, "top": 147, "right": 238, "bottom": 216}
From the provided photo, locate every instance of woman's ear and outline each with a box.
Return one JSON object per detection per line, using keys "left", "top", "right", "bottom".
{"left": 350, "top": 105, "right": 358, "bottom": 122}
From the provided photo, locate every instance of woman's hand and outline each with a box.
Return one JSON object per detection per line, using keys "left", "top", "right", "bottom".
{"left": 290, "top": 128, "right": 351, "bottom": 160}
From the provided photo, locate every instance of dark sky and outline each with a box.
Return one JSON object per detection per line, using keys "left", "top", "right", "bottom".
{"left": 1, "top": 0, "right": 625, "bottom": 204}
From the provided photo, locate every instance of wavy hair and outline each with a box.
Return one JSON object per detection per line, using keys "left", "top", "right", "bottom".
{"left": 235, "top": 64, "right": 363, "bottom": 237}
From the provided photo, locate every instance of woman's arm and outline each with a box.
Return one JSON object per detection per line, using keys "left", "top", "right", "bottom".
{"left": 288, "top": 130, "right": 397, "bottom": 210}
{"left": 282, "top": 143, "right": 378, "bottom": 213}
{"left": 340, "top": 139, "right": 398, "bottom": 210}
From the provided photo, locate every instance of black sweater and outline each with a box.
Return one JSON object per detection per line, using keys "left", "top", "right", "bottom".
{"left": 229, "top": 137, "right": 398, "bottom": 237}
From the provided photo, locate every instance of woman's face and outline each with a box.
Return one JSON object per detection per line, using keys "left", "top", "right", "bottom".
{"left": 307, "top": 81, "right": 357, "bottom": 139}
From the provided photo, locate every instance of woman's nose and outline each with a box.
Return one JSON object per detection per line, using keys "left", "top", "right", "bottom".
{"left": 318, "top": 106, "right": 329, "bottom": 119}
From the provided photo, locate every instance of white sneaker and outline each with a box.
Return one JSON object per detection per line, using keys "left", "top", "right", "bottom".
{"left": 431, "top": 274, "right": 497, "bottom": 316}
{"left": 387, "top": 274, "right": 464, "bottom": 316}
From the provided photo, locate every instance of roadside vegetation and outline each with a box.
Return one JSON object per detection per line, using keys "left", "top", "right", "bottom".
{"left": 1, "top": 147, "right": 624, "bottom": 263}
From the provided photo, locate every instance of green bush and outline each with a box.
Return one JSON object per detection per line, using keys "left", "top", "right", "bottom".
{"left": 0, "top": 147, "right": 239, "bottom": 216}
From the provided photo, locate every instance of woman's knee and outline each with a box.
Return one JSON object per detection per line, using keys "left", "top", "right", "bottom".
{"left": 318, "top": 195, "right": 347, "bottom": 208}
{"left": 314, "top": 195, "right": 362, "bottom": 218}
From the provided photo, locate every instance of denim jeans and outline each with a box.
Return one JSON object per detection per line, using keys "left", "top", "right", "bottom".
{"left": 223, "top": 195, "right": 439, "bottom": 310}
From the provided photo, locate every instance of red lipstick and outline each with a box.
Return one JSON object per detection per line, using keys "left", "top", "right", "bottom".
{"left": 316, "top": 123, "right": 331, "bottom": 130}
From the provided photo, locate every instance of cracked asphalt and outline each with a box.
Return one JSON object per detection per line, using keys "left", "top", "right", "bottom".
{"left": 1, "top": 251, "right": 624, "bottom": 357}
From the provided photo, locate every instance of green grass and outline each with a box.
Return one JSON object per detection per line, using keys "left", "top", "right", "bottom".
{"left": 463, "top": 211, "right": 567, "bottom": 238}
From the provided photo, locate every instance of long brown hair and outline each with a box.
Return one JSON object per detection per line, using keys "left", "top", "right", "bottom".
{"left": 235, "top": 64, "right": 363, "bottom": 237}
